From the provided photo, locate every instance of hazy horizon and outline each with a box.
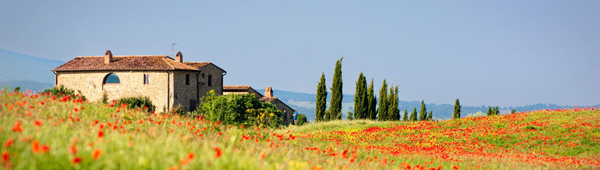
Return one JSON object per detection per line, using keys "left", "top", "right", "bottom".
{"left": 2, "top": 1, "right": 599, "bottom": 107}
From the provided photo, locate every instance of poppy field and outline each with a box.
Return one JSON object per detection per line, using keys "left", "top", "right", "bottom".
{"left": 0, "top": 89, "right": 599, "bottom": 169}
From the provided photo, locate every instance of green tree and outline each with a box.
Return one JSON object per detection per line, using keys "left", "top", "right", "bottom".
{"left": 346, "top": 111, "right": 354, "bottom": 120}
{"left": 453, "top": 98, "right": 461, "bottom": 119}
{"left": 388, "top": 86, "right": 400, "bottom": 121}
{"left": 315, "top": 72, "right": 327, "bottom": 122}
{"left": 511, "top": 109, "right": 517, "bottom": 114}
{"left": 409, "top": 107, "right": 418, "bottom": 121}
{"left": 494, "top": 106, "right": 500, "bottom": 115}
{"left": 199, "top": 91, "right": 281, "bottom": 128}
{"left": 367, "top": 79, "right": 377, "bottom": 120}
{"left": 427, "top": 111, "right": 433, "bottom": 120}
{"left": 419, "top": 100, "right": 427, "bottom": 121}
{"left": 486, "top": 106, "right": 492, "bottom": 116}
{"left": 328, "top": 57, "right": 344, "bottom": 120}
{"left": 353, "top": 72, "right": 368, "bottom": 119}
{"left": 402, "top": 109, "right": 408, "bottom": 121}
{"left": 296, "top": 114, "right": 308, "bottom": 126}
{"left": 377, "top": 79, "right": 388, "bottom": 121}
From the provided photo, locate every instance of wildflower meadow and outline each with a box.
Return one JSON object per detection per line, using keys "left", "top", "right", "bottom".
{"left": 0, "top": 89, "right": 599, "bottom": 169}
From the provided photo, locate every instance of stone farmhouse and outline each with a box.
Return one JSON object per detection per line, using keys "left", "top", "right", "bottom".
{"left": 223, "top": 86, "right": 295, "bottom": 124}
{"left": 52, "top": 50, "right": 225, "bottom": 112}
{"left": 52, "top": 50, "right": 295, "bottom": 123}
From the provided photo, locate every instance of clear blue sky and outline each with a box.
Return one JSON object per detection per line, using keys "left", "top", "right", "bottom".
{"left": 1, "top": 0, "right": 599, "bottom": 107}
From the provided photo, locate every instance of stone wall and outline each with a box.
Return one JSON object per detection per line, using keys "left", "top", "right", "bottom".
{"left": 268, "top": 99, "right": 294, "bottom": 125}
{"left": 172, "top": 71, "right": 199, "bottom": 111}
{"left": 198, "top": 64, "right": 225, "bottom": 100}
{"left": 56, "top": 71, "right": 170, "bottom": 112}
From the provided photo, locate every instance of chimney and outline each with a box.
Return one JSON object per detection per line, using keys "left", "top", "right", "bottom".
{"left": 265, "top": 87, "right": 273, "bottom": 98}
{"left": 104, "top": 50, "right": 113, "bottom": 64}
{"left": 175, "top": 51, "right": 183, "bottom": 62}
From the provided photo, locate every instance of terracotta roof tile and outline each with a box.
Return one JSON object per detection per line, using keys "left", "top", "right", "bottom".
{"left": 53, "top": 56, "right": 202, "bottom": 71}
{"left": 223, "top": 85, "right": 252, "bottom": 90}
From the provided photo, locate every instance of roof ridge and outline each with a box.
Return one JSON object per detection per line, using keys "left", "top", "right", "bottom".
{"left": 162, "top": 57, "right": 175, "bottom": 70}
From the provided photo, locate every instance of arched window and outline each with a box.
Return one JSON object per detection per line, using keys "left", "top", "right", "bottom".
{"left": 103, "top": 73, "right": 120, "bottom": 84}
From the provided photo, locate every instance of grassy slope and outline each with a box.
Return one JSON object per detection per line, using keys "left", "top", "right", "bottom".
{"left": 0, "top": 89, "right": 599, "bottom": 169}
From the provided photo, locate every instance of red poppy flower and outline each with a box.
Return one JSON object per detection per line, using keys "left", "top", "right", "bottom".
{"left": 4, "top": 139, "right": 14, "bottom": 148}
{"left": 1, "top": 152, "right": 8, "bottom": 162}
{"left": 214, "top": 147, "right": 222, "bottom": 158}
{"left": 34, "top": 120, "right": 43, "bottom": 126}
{"left": 12, "top": 121, "right": 22, "bottom": 132}
{"left": 69, "top": 145, "right": 77, "bottom": 154}
{"left": 92, "top": 149, "right": 103, "bottom": 159}
{"left": 72, "top": 157, "right": 82, "bottom": 164}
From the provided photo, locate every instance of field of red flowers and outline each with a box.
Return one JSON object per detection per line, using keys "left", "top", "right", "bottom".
{"left": 0, "top": 89, "right": 598, "bottom": 169}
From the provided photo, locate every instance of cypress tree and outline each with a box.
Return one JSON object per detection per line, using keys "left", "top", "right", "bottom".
{"left": 353, "top": 72, "right": 367, "bottom": 119}
{"left": 419, "top": 100, "right": 427, "bottom": 121}
{"left": 494, "top": 106, "right": 500, "bottom": 115}
{"left": 315, "top": 72, "right": 327, "bottom": 122}
{"left": 409, "top": 107, "right": 417, "bottom": 121}
{"left": 388, "top": 86, "right": 400, "bottom": 121}
{"left": 453, "top": 98, "right": 461, "bottom": 119}
{"left": 427, "top": 111, "right": 433, "bottom": 120}
{"left": 486, "top": 106, "right": 492, "bottom": 116}
{"left": 402, "top": 109, "right": 408, "bottom": 121}
{"left": 367, "top": 79, "right": 377, "bottom": 120}
{"left": 328, "top": 57, "right": 343, "bottom": 120}
{"left": 377, "top": 79, "right": 388, "bottom": 121}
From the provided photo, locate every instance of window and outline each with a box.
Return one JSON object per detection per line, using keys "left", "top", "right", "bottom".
{"left": 143, "top": 74, "right": 150, "bottom": 84}
{"left": 185, "top": 74, "right": 190, "bottom": 85}
{"left": 208, "top": 75, "right": 212, "bottom": 86}
{"left": 202, "top": 73, "right": 205, "bottom": 78}
{"left": 103, "top": 73, "right": 120, "bottom": 84}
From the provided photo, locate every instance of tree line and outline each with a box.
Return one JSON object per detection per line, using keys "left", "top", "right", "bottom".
{"left": 314, "top": 58, "right": 508, "bottom": 122}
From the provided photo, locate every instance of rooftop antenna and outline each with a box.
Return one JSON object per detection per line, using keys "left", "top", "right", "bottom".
{"left": 169, "top": 43, "right": 177, "bottom": 57}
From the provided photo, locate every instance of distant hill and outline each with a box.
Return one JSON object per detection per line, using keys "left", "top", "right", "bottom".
{"left": 260, "top": 89, "right": 600, "bottom": 121}
{"left": 0, "top": 80, "right": 54, "bottom": 92}
{"left": 0, "top": 49, "right": 64, "bottom": 84}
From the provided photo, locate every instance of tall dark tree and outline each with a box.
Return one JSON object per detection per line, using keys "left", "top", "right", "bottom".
{"left": 388, "top": 86, "right": 400, "bottom": 121}
{"left": 419, "top": 100, "right": 427, "bottom": 121}
{"left": 486, "top": 106, "right": 492, "bottom": 116}
{"left": 453, "top": 98, "right": 461, "bottom": 119}
{"left": 409, "top": 107, "right": 418, "bottom": 121}
{"left": 402, "top": 109, "right": 408, "bottom": 121}
{"left": 493, "top": 106, "right": 500, "bottom": 115}
{"left": 377, "top": 79, "right": 388, "bottom": 121}
{"left": 328, "top": 57, "right": 344, "bottom": 120}
{"left": 353, "top": 72, "right": 368, "bottom": 119}
{"left": 367, "top": 79, "right": 377, "bottom": 120}
{"left": 315, "top": 72, "right": 327, "bottom": 122}
{"left": 426, "top": 111, "right": 433, "bottom": 120}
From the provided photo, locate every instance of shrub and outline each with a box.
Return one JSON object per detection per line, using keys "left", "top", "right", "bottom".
{"left": 117, "top": 96, "right": 155, "bottom": 112}
{"left": 42, "top": 85, "right": 86, "bottom": 101}
{"left": 171, "top": 104, "right": 186, "bottom": 115}
{"left": 296, "top": 114, "right": 308, "bottom": 126}
{"left": 196, "top": 90, "right": 282, "bottom": 128}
